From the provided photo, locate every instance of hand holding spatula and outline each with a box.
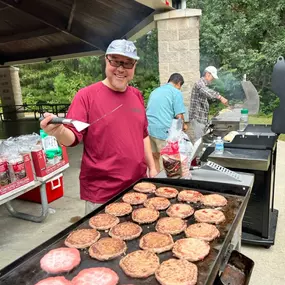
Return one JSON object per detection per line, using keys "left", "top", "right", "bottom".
{"left": 39, "top": 104, "right": 123, "bottom": 132}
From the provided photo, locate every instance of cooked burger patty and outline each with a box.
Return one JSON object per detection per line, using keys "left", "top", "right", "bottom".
{"left": 166, "top": 203, "right": 194, "bottom": 219}
{"left": 173, "top": 238, "right": 210, "bottom": 262}
{"left": 185, "top": 223, "right": 220, "bottom": 242}
{"left": 122, "top": 192, "right": 148, "bottom": 205}
{"left": 201, "top": 194, "right": 228, "bottom": 207}
{"left": 194, "top": 209, "right": 226, "bottom": 224}
{"left": 109, "top": 221, "right": 142, "bottom": 240}
{"left": 72, "top": 267, "right": 119, "bottom": 285}
{"left": 139, "top": 232, "right": 174, "bottom": 253}
{"left": 155, "top": 258, "right": 198, "bottom": 285}
{"left": 89, "top": 213, "right": 119, "bottom": 230}
{"left": 178, "top": 190, "right": 204, "bottom": 203}
{"left": 156, "top": 217, "right": 187, "bottom": 235}
{"left": 40, "top": 247, "right": 81, "bottom": 274}
{"left": 133, "top": 182, "right": 156, "bottom": 193}
{"left": 155, "top": 187, "right": 178, "bottom": 198}
{"left": 105, "top": 202, "right": 132, "bottom": 217}
{"left": 89, "top": 237, "right": 127, "bottom": 261}
{"left": 64, "top": 229, "right": 100, "bottom": 249}
{"left": 119, "top": 250, "right": 160, "bottom": 278}
{"left": 143, "top": 197, "right": 170, "bottom": 210}
{"left": 132, "top": 207, "right": 160, "bottom": 224}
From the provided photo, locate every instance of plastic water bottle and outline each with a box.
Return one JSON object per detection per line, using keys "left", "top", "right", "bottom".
{"left": 239, "top": 109, "right": 248, "bottom": 131}
{"left": 215, "top": 136, "right": 224, "bottom": 154}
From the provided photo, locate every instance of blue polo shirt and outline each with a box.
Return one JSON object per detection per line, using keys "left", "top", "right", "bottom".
{"left": 146, "top": 83, "right": 185, "bottom": 140}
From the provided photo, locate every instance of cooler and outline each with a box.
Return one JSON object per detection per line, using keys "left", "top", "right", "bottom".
{"left": 18, "top": 174, "right": 64, "bottom": 203}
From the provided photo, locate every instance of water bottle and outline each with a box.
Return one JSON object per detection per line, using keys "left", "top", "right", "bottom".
{"left": 239, "top": 108, "right": 248, "bottom": 131}
{"left": 215, "top": 136, "right": 224, "bottom": 155}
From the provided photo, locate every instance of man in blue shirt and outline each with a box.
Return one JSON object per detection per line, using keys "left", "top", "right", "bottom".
{"left": 146, "top": 73, "right": 186, "bottom": 172}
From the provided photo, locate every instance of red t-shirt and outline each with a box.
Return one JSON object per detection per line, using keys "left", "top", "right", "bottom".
{"left": 66, "top": 82, "right": 148, "bottom": 203}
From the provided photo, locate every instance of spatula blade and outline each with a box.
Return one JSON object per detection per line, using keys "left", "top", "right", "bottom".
{"left": 72, "top": 120, "right": 90, "bottom": 132}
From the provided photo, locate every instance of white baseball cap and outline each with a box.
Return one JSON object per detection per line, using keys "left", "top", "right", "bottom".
{"left": 205, "top": 66, "right": 219, "bottom": 79}
{"left": 105, "top": 39, "right": 140, "bottom": 61}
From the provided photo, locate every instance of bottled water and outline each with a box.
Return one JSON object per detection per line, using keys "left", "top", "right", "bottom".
{"left": 215, "top": 136, "right": 224, "bottom": 155}
{"left": 239, "top": 109, "right": 248, "bottom": 131}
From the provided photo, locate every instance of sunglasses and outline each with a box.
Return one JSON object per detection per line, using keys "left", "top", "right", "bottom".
{"left": 106, "top": 55, "right": 136, "bottom": 69}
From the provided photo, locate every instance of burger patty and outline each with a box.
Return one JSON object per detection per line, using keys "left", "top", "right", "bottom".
{"left": 132, "top": 207, "right": 160, "bottom": 224}
{"left": 173, "top": 238, "right": 210, "bottom": 262}
{"left": 89, "top": 213, "right": 120, "bottom": 230}
{"left": 89, "top": 237, "right": 127, "bottom": 261}
{"left": 35, "top": 277, "right": 71, "bottom": 285}
{"left": 155, "top": 217, "right": 187, "bottom": 235}
{"left": 139, "top": 232, "right": 174, "bottom": 253}
{"left": 155, "top": 187, "right": 178, "bottom": 198}
{"left": 105, "top": 202, "right": 132, "bottom": 217}
{"left": 143, "top": 197, "right": 171, "bottom": 210}
{"left": 40, "top": 247, "right": 81, "bottom": 274}
{"left": 72, "top": 267, "right": 119, "bottom": 285}
{"left": 185, "top": 223, "right": 220, "bottom": 242}
{"left": 122, "top": 192, "right": 148, "bottom": 205}
{"left": 178, "top": 190, "right": 204, "bottom": 203}
{"left": 201, "top": 194, "right": 228, "bottom": 207}
{"left": 194, "top": 209, "right": 226, "bottom": 224}
{"left": 64, "top": 229, "right": 100, "bottom": 249}
{"left": 155, "top": 258, "right": 198, "bottom": 285}
{"left": 166, "top": 203, "right": 194, "bottom": 219}
{"left": 133, "top": 182, "right": 156, "bottom": 193}
{"left": 109, "top": 221, "right": 142, "bottom": 240}
{"left": 119, "top": 250, "right": 160, "bottom": 278}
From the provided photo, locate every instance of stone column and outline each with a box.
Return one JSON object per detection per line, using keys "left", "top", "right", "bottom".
{"left": 154, "top": 9, "right": 202, "bottom": 122}
{"left": 0, "top": 66, "right": 24, "bottom": 120}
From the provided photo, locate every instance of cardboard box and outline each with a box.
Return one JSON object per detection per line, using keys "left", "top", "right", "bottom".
{"left": 31, "top": 146, "right": 69, "bottom": 182}
{"left": 0, "top": 153, "right": 36, "bottom": 200}
{"left": 18, "top": 174, "right": 64, "bottom": 203}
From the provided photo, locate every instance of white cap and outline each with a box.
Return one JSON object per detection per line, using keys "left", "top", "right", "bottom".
{"left": 205, "top": 66, "right": 219, "bottom": 79}
{"left": 105, "top": 39, "right": 140, "bottom": 60}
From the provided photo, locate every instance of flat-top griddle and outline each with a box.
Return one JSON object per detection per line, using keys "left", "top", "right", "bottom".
{"left": 0, "top": 178, "right": 251, "bottom": 285}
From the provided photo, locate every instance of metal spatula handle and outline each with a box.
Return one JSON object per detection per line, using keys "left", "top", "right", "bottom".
{"left": 39, "top": 117, "right": 72, "bottom": 125}
{"left": 205, "top": 161, "right": 242, "bottom": 181}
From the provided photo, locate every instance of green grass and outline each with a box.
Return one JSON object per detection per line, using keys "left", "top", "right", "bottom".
{"left": 249, "top": 115, "right": 285, "bottom": 141}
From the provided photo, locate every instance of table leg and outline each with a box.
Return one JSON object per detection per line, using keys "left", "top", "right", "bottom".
{"left": 5, "top": 183, "right": 49, "bottom": 223}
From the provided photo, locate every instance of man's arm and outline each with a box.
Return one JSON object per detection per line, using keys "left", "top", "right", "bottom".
{"left": 143, "top": 136, "right": 158, "bottom": 177}
{"left": 175, "top": 114, "right": 187, "bottom": 130}
{"left": 200, "top": 86, "right": 228, "bottom": 105}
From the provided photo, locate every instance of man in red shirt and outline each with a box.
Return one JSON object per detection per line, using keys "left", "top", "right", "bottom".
{"left": 40, "top": 39, "right": 157, "bottom": 214}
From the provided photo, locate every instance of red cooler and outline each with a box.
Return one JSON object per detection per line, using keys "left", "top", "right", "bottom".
{"left": 18, "top": 174, "right": 64, "bottom": 203}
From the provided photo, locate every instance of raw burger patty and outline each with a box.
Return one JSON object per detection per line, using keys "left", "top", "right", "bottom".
{"left": 89, "top": 237, "right": 127, "bottom": 260}
{"left": 89, "top": 213, "right": 119, "bottom": 230}
{"left": 156, "top": 217, "right": 187, "bottom": 235}
{"left": 155, "top": 187, "right": 178, "bottom": 198}
{"left": 139, "top": 232, "right": 174, "bottom": 253}
{"left": 144, "top": 197, "right": 170, "bottom": 210}
{"left": 173, "top": 238, "right": 210, "bottom": 262}
{"left": 109, "top": 221, "right": 142, "bottom": 240}
{"left": 122, "top": 192, "right": 148, "bottom": 205}
{"left": 133, "top": 182, "right": 156, "bottom": 193}
{"left": 119, "top": 250, "right": 160, "bottom": 278}
{"left": 185, "top": 223, "right": 220, "bottom": 242}
{"left": 178, "top": 190, "right": 204, "bottom": 203}
{"left": 105, "top": 202, "right": 132, "bottom": 217}
{"left": 64, "top": 229, "right": 100, "bottom": 249}
{"left": 194, "top": 209, "right": 226, "bottom": 224}
{"left": 201, "top": 194, "right": 228, "bottom": 207}
{"left": 155, "top": 258, "right": 198, "bottom": 285}
{"left": 40, "top": 247, "right": 80, "bottom": 274}
{"left": 166, "top": 203, "right": 194, "bottom": 219}
{"left": 72, "top": 267, "right": 119, "bottom": 285}
{"left": 35, "top": 277, "right": 71, "bottom": 285}
{"left": 132, "top": 207, "right": 160, "bottom": 224}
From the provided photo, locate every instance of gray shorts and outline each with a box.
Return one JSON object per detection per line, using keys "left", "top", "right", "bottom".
{"left": 189, "top": 119, "right": 206, "bottom": 144}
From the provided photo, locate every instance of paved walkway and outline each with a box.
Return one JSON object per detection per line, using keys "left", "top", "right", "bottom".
{"left": 0, "top": 142, "right": 284, "bottom": 284}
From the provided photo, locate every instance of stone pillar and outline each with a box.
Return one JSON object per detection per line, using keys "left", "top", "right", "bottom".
{"left": 154, "top": 9, "right": 202, "bottom": 122}
{"left": 0, "top": 66, "right": 24, "bottom": 120}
